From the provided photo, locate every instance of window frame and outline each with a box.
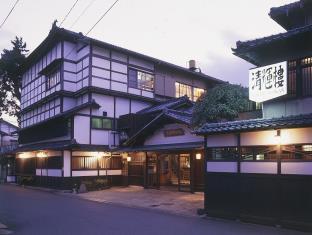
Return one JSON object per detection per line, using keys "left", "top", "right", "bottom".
{"left": 128, "top": 68, "right": 154, "bottom": 91}
{"left": 91, "top": 117, "right": 114, "bottom": 130}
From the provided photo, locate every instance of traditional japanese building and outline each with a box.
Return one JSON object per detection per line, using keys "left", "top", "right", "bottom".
{"left": 196, "top": 0, "right": 312, "bottom": 231}
{"left": 15, "top": 24, "right": 225, "bottom": 191}
{"left": 0, "top": 119, "right": 18, "bottom": 183}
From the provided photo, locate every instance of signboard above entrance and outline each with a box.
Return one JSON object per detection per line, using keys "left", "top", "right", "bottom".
{"left": 249, "top": 61, "right": 287, "bottom": 102}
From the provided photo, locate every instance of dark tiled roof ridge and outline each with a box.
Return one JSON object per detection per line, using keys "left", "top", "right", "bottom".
{"left": 195, "top": 112, "right": 312, "bottom": 134}
{"left": 22, "top": 26, "right": 224, "bottom": 84}
{"left": 270, "top": 0, "right": 302, "bottom": 15}
{"left": 137, "top": 95, "right": 190, "bottom": 114}
{"left": 234, "top": 23, "right": 312, "bottom": 51}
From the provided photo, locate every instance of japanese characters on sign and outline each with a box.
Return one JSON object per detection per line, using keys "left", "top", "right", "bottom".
{"left": 249, "top": 61, "right": 287, "bottom": 102}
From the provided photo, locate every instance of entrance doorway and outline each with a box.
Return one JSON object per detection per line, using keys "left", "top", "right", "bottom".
{"left": 127, "top": 151, "right": 204, "bottom": 192}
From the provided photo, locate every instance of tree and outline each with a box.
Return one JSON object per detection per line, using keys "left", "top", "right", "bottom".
{"left": 0, "top": 37, "right": 28, "bottom": 122}
{"left": 192, "top": 83, "right": 249, "bottom": 127}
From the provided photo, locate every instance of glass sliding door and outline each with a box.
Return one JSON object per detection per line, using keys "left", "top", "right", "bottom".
{"left": 178, "top": 154, "right": 191, "bottom": 192}
{"left": 146, "top": 153, "right": 159, "bottom": 189}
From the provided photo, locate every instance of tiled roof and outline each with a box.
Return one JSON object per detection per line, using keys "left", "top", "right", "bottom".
{"left": 270, "top": 1, "right": 302, "bottom": 15}
{"left": 123, "top": 108, "right": 192, "bottom": 146}
{"left": 21, "top": 26, "right": 224, "bottom": 84}
{"left": 195, "top": 113, "right": 312, "bottom": 135}
{"left": 233, "top": 24, "right": 312, "bottom": 52}
{"left": 20, "top": 100, "right": 100, "bottom": 131}
{"left": 137, "top": 96, "right": 192, "bottom": 114}
{"left": 164, "top": 109, "right": 192, "bottom": 125}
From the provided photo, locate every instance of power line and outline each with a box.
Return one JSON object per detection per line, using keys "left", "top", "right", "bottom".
{"left": 70, "top": 0, "right": 97, "bottom": 29}
{"left": 0, "top": 0, "right": 20, "bottom": 31}
{"left": 86, "top": 0, "right": 120, "bottom": 36}
{"left": 59, "top": 0, "right": 80, "bottom": 27}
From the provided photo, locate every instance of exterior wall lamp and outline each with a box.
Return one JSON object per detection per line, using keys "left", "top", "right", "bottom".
{"left": 37, "top": 151, "right": 48, "bottom": 158}
{"left": 196, "top": 153, "right": 202, "bottom": 160}
{"left": 275, "top": 129, "right": 281, "bottom": 146}
{"left": 127, "top": 156, "right": 132, "bottom": 162}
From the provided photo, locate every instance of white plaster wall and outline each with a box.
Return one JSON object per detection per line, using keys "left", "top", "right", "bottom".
{"left": 206, "top": 162, "right": 237, "bottom": 173}
{"left": 263, "top": 97, "right": 312, "bottom": 119}
{"left": 99, "top": 170, "right": 122, "bottom": 175}
{"left": 63, "top": 150, "right": 71, "bottom": 177}
{"left": 74, "top": 115, "right": 90, "bottom": 144}
{"left": 144, "top": 123, "right": 203, "bottom": 146}
{"left": 241, "top": 127, "right": 312, "bottom": 146}
{"left": 115, "top": 97, "right": 130, "bottom": 117}
{"left": 241, "top": 162, "right": 278, "bottom": 174}
{"left": 72, "top": 170, "right": 98, "bottom": 177}
{"left": 91, "top": 94, "right": 114, "bottom": 117}
{"left": 63, "top": 97, "right": 76, "bottom": 111}
{"left": 281, "top": 162, "right": 312, "bottom": 175}
{"left": 206, "top": 134, "right": 237, "bottom": 147}
{"left": 91, "top": 130, "right": 109, "bottom": 145}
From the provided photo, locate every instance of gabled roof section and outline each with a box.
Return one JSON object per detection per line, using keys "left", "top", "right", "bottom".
{"left": 21, "top": 25, "right": 224, "bottom": 84}
{"left": 0, "top": 119, "right": 19, "bottom": 130}
{"left": 195, "top": 113, "right": 312, "bottom": 135}
{"left": 20, "top": 100, "right": 100, "bottom": 131}
{"left": 233, "top": 24, "right": 312, "bottom": 65}
{"left": 269, "top": 0, "right": 312, "bottom": 30}
{"left": 137, "top": 95, "right": 193, "bottom": 114}
{"left": 123, "top": 108, "right": 192, "bottom": 146}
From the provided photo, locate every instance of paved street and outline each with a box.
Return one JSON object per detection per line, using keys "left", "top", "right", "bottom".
{"left": 0, "top": 185, "right": 309, "bottom": 235}
{"left": 76, "top": 186, "right": 204, "bottom": 217}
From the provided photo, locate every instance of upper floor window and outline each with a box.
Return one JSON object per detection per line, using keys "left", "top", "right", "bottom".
{"left": 91, "top": 117, "right": 113, "bottom": 130}
{"left": 287, "top": 57, "right": 312, "bottom": 97}
{"left": 175, "top": 82, "right": 206, "bottom": 101}
{"left": 129, "top": 68, "right": 154, "bottom": 91}
{"left": 46, "top": 69, "right": 60, "bottom": 90}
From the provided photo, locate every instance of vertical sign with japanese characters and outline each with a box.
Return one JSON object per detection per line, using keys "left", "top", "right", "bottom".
{"left": 249, "top": 61, "right": 287, "bottom": 102}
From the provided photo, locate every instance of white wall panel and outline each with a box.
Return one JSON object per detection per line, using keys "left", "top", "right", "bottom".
{"left": 111, "top": 72, "right": 127, "bottom": 82}
{"left": 99, "top": 170, "right": 122, "bottom": 176}
{"left": 74, "top": 115, "right": 90, "bottom": 144}
{"left": 115, "top": 97, "right": 130, "bottom": 117}
{"left": 91, "top": 130, "right": 109, "bottom": 145}
{"left": 241, "top": 127, "right": 312, "bottom": 146}
{"left": 47, "top": 169, "right": 62, "bottom": 177}
{"left": 91, "top": 77, "right": 110, "bottom": 89}
{"left": 144, "top": 123, "right": 203, "bottom": 146}
{"left": 130, "top": 100, "right": 151, "bottom": 113}
{"left": 241, "top": 162, "right": 277, "bottom": 174}
{"left": 63, "top": 150, "right": 71, "bottom": 177}
{"left": 281, "top": 162, "right": 312, "bottom": 175}
{"left": 142, "top": 90, "right": 154, "bottom": 98}
{"left": 91, "top": 94, "right": 114, "bottom": 117}
{"left": 207, "top": 162, "right": 237, "bottom": 173}
{"left": 111, "top": 81, "right": 127, "bottom": 92}
{"left": 72, "top": 170, "right": 98, "bottom": 177}
{"left": 207, "top": 134, "right": 237, "bottom": 147}
{"left": 112, "top": 62, "right": 127, "bottom": 74}
{"left": 92, "top": 67, "right": 110, "bottom": 79}
{"left": 92, "top": 57, "right": 110, "bottom": 69}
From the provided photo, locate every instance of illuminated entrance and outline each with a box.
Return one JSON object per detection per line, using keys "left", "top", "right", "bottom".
{"left": 127, "top": 151, "right": 204, "bottom": 192}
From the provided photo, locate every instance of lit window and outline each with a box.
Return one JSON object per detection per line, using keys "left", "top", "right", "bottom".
{"left": 175, "top": 82, "right": 206, "bottom": 101}
{"left": 91, "top": 117, "right": 113, "bottom": 130}
{"left": 175, "top": 82, "right": 192, "bottom": 98}
{"left": 129, "top": 69, "right": 154, "bottom": 91}
{"left": 193, "top": 87, "right": 205, "bottom": 101}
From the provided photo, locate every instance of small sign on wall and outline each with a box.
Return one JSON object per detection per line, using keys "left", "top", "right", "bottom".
{"left": 164, "top": 128, "right": 185, "bottom": 137}
{"left": 249, "top": 61, "right": 287, "bottom": 102}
